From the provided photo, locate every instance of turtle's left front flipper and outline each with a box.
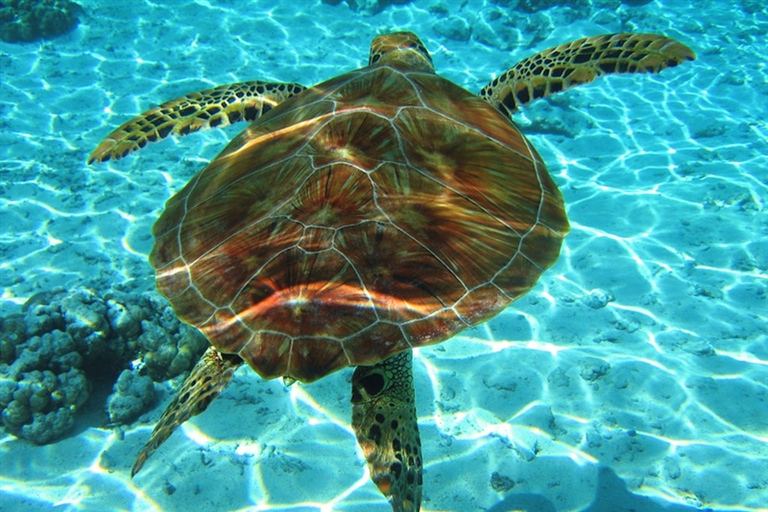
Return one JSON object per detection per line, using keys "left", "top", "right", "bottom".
{"left": 89, "top": 80, "right": 306, "bottom": 163}
{"left": 480, "top": 33, "right": 695, "bottom": 118}
{"left": 352, "top": 350, "right": 422, "bottom": 512}
{"left": 131, "top": 346, "right": 243, "bottom": 477}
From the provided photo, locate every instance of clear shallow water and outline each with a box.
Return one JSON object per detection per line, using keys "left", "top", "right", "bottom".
{"left": 1, "top": 0, "right": 766, "bottom": 511}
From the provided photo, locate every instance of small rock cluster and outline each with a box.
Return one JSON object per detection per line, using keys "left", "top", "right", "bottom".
{"left": 0, "top": 287, "right": 207, "bottom": 444}
{"left": 0, "top": 0, "right": 84, "bottom": 43}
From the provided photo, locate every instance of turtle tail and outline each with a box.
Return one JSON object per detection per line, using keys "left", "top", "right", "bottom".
{"left": 131, "top": 346, "right": 243, "bottom": 477}
{"left": 479, "top": 33, "right": 696, "bottom": 118}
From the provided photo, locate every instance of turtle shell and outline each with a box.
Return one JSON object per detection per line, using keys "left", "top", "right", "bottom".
{"left": 150, "top": 61, "right": 570, "bottom": 383}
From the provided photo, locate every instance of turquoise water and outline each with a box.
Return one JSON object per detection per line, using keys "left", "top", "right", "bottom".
{"left": 1, "top": 0, "right": 766, "bottom": 511}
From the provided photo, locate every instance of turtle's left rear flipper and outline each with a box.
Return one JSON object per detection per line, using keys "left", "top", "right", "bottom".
{"left": 88, "top": 80, "right": 306, "bottom": 163}
{"left": 352, "top": 351, "right": 422, "bottom": 512}
{"left": 131, "top": 346, "right": 243, "bottom": 477}
{"left": 480, "top": 33, "right": 695, "bottom": 118}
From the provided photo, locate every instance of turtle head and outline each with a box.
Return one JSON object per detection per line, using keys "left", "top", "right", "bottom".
{"left": 369, "top": 32, "right": 434, "bottom": 73}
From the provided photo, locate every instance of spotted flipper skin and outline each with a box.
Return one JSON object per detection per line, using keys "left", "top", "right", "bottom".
{"left": 480, "top": 33, "right": 695, "bottom": 118}
{"left": 131, "top": 346, "right": 243, "bottom": 477}
{"left": 88, "top": 81, "right": 306, "bottom": 163}
{"left": 352, "top": 351, "right": 422, "bottom": 512}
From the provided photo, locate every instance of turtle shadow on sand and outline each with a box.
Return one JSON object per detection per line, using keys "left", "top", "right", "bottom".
{"left": 488, "top": 465, "right": 736, "bottom": 512}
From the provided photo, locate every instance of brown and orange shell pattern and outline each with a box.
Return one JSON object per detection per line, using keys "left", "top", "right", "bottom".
{"left": 150, "top": 57, "right": 570, "bottom": 383}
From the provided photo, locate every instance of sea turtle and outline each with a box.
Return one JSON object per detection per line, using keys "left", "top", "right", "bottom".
{"left": 89, "top": 32, "right": 694, "bottom": 511}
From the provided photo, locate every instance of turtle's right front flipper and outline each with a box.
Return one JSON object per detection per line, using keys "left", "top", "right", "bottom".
{"left": 88, "top": 80, "right": 306, "bottom": 163}
{"left": 480, "top": 33, "right": 695, "bottom": 117}
{"left": 131, "top": 346, "right": 243, "bottom": 477}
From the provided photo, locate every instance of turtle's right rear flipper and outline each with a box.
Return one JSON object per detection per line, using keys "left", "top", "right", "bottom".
{"left": 89, "top": 80, "right": 306, "bottom": 163}
{"left": 352, "top": 351, "right": 422, "bottom": 512}
{"left": 131, "top": 346, "right": 243, "bottom": 477}
{"left": 480, "top": 33, "right": 695, "bottom": 117}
